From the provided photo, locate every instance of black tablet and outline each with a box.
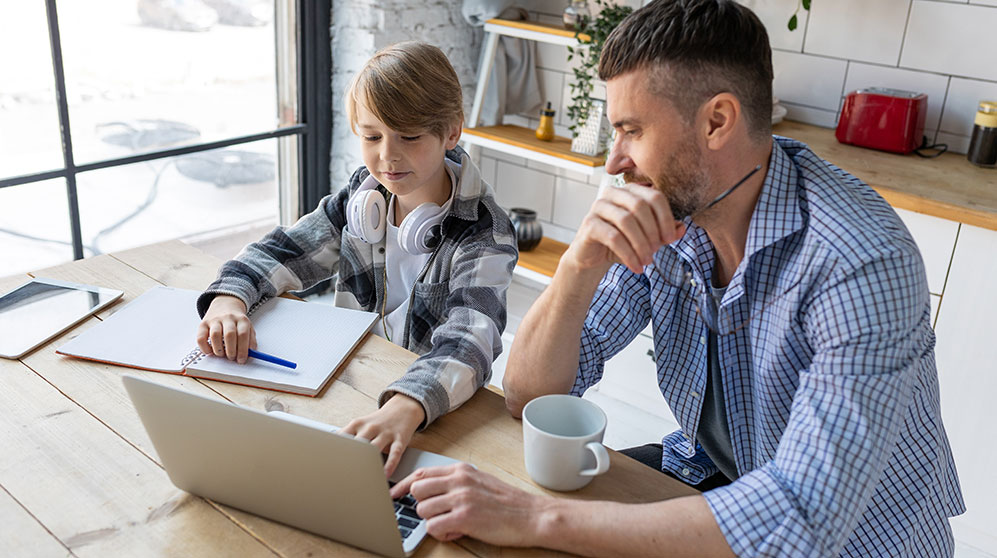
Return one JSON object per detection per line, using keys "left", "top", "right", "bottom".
{"left": 0, "top": 278, "right": 123, "bottom": 359}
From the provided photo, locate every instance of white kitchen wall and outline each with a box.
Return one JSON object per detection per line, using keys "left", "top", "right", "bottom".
{"left": 484, "top": 0, "right": 997, "bottom": 240}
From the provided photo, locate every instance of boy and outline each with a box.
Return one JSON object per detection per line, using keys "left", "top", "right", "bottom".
{"left": 195, "top": 42, "right": 518, "bottom": 477}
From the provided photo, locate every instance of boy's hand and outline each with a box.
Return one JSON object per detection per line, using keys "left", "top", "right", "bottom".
{"left": 196, "top": 295, "right": 256, "bottom": 364}
{"left": 342, "top": 393, "right": 426, "bottom": 477}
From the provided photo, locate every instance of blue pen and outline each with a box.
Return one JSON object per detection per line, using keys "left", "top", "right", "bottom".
{"left": 247, "top": 348, "right": 297, "bottom": 369}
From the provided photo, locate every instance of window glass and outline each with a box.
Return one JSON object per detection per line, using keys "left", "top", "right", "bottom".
{"left": 56, "top": 0, "right": 277, "bottom": 165}
{"left": 0, "top": 180, "right": 74, "bottom": 275}
{"left": 0, "top": 3, "right": 63, "bottom": 179}
{"left": 75, "top": 139, "right": 278, "bottom": 254}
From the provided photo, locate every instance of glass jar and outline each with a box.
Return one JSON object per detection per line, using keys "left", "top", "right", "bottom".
{"left": 562, "top": 0, "right": 589, "bottom": 31}
{"left": 967, "top": 101, "right": 997, "bottom": 168}
{"left": 509, "top": 208, "right": 543, "bottom": 252}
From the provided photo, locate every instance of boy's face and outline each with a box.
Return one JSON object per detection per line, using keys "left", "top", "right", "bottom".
{"left": 356, "top": 102, "right": 461, "bottom": 205}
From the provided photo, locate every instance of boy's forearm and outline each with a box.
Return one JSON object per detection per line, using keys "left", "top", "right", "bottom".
{"left": 503, "top": 258, "right": 606, "bottom": 416}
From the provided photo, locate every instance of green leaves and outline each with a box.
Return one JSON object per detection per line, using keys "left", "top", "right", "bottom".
{"left": 567, "top": 0, "right": 633, "bottom": 137}
{"left": 787, "top": 0, "right": 812, "bottom": 31}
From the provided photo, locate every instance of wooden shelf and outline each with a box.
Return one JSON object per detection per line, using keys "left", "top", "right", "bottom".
{"left": 774, "top": 121, "right": 997, "bottom": 231}
{"left": 517, "top": 237, "right": 569, "bottom": 278}
{"left": 462, "top": 125, "right": 605, "bottom": 175}
{"left": 484, "top": 18, "right": 590, "bottom": 45}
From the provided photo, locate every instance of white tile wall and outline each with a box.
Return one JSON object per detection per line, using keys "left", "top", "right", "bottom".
{"left": 940, "top": 77, "right": 997, "bottom": 137}
{"left": 739, "top": 0, "right": 808, "bottom": 52}
{"left": 553, "top": 176, "right": 599, "bottom": 229}
{"left": 493, "top": 161, "right": 555, "bottom": 220}
{"left": 803, "top": 0, "right": 911, "bottom": 66}
{"left": 902, "top": 1, "right": 997, "bottom": 82}
{"left": 772, "top": 50, "right": 847, "bottom": 110}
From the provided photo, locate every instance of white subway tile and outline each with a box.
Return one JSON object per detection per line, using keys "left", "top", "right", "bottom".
{"left": 939, "top": 77, "right": 997, "bottom": 136}
{"left": 935, "top": 131, "right": 971, "bottom": 155}
{"left": 842, "top": 63, "right": 950, "bottom": 134}
{"left": 536, "top": 42, "right": 576, "bottom": 73}
{"left": 494, "top": 161, "right": 555, "bottom": 220}
{"left": 526, "top": 158, "right": 558, "bottom": 173}
{"left": 537, "top": 68, "right": 565, "bottom": 117}
{"left": 553, "top": 177, "right": 599, "bottom": 230}
{"left": 739, "top": 0, "right": 808, "bottom": 52}
{"left": 901, "top": 1, "right": 997, "bottom": 82}
{"left": 970, "top": 0, "right": 997, "bottom": 7}
{"left": 556, "top": 167, "right": 591, "bottom": 183}
{"left": 772, "top": 50, "right": 847, "bottom": 110}
{"left": 803, "top": 0, "right": 910, "bottom": 65}
{"left": 531, "top": 1, "right": 569, "bottom": 17}
{"left": 781, "top": 102, "right": 839, "bottom": 128}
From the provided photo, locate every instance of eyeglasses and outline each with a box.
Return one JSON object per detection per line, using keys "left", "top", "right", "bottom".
{"left": 649, "top": 165, "right": 812, "bottom": 335}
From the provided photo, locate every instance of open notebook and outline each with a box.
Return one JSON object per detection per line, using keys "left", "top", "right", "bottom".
{"left": 57, "top": 286, "right": 378, "bottom": 396}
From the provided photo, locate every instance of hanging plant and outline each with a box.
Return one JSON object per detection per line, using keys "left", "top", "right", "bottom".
{"left": 566, "top": 0, "right": 633, "bottom": 137}
{"left": 787, "top": 0, "right": 811, "bottom": 31}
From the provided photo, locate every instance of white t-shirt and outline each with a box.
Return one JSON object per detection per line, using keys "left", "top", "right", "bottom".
{"left": 371, "top": 163, "right": 457, "bottom": 343}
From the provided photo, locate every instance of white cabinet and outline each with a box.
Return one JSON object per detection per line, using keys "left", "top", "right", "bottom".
{"left": 933, "top": 223, "right": 997, "bottom": 555}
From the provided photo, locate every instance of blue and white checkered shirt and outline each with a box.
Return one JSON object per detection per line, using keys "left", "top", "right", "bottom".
{"left": 572, "top": 137, "right": 965, "bottom": 557}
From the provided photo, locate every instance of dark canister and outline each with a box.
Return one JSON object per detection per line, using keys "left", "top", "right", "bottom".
{"left": 967, "top": 101, "right": 997, "bottom": 168}
{"left": 509, "top": 208, "right": 542, "bottom": 251}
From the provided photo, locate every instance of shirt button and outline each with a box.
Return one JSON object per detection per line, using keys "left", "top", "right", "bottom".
{"left": 691, "top": 391, "right": 700, "bottom": 398}
{"left": 681, "top": 468, "right": 691, "bottom": 476}
{"left": 700, "top": 336, "right": 706, "bottom": 345}
{"left": 682, "top": 432, "right": 690, "bottom": 440}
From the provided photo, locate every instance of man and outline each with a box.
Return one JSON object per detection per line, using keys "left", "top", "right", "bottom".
{"left": 391, "top": 1, "right": 965, "bottom": 555}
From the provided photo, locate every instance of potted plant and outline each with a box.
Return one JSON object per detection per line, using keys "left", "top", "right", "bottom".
{"left": 565, "top": 0, "right": 632, "bottom": 137}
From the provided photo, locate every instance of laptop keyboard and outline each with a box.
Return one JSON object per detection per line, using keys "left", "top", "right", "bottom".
{"left": 389, "top": 481, "right": 423, "bottom": 540}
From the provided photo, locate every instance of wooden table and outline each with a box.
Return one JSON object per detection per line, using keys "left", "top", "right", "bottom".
{"left": 0, "top": 240, "right": 697, "bottom": 558}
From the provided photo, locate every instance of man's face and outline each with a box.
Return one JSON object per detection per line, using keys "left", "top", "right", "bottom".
{"left": 605, "top": 69, "right": 710, "bottom": 221}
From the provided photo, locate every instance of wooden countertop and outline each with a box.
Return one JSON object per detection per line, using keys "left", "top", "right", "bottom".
{"left": 774, "top": 121, "right": 997, "bottom": 231}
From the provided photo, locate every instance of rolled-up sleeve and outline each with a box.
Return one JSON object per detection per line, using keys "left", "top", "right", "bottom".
{"left": 705, "top": 250, "right": 927, "bottom": 557}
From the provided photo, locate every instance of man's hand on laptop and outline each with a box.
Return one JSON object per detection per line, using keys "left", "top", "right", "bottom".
{"left": 389, "top": 463, "right": 547, "bottom": 546}
{"left": 341, "top": 393, "right": 426, "bottom": 477}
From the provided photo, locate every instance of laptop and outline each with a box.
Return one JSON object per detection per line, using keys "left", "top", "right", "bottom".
{"left": 122, "top": 375, "right": 461, "bottom": 557}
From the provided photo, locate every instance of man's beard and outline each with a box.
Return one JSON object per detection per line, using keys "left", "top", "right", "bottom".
{"left": 624, "top": 142, "right": 709, "bottom": 221}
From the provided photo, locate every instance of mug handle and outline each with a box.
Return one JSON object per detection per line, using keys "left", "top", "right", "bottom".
{"left": 580, "top": 442, "right": 610, "bottom": 477}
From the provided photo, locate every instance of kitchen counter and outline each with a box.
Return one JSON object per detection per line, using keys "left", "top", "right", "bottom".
{"left": 774, "top": 120, "right": 997, "bottom": 230}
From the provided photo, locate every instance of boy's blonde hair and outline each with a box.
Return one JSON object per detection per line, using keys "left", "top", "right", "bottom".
{"left": 346, "top": 42, "right": 464, "bottom": 139}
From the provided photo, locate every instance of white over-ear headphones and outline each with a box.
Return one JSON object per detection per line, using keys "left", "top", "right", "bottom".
{"left": 346, "top": 174, "right": 446, "bottom": 255}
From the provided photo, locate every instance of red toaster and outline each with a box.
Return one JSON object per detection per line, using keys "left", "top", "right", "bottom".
{"left": 836, "top": 88, "right": 928, "bottom": 154}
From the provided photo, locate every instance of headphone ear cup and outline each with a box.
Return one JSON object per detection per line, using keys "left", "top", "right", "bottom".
{"left": 398, "top": 202, "right": 446, "bottom": 255}
{"left": 347, "top": 189, "right": 386, "bottom": 244}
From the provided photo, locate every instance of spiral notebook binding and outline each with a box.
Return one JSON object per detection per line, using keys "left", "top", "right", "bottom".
{"left": 180, "top": 347, "right": 206, "bottom": 368}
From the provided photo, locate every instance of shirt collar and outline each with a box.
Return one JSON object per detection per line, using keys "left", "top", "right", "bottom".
{"left": 658, "top": 137, "right": 806, "bottom": 292}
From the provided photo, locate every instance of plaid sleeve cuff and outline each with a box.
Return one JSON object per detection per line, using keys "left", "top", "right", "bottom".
{"left": 704, "top": 465, "right": 826, "bottom": 558}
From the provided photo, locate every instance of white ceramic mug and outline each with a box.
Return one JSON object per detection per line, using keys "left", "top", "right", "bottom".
{"left": 522, "top": 394, "right": 610, "bottom": 491}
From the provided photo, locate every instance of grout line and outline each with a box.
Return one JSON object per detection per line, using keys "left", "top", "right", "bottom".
{"left": 897, "top": 0, "right": 915, "bottom": 67}
{"left": 935, "top": 77, "right": 954, "bottom": 143}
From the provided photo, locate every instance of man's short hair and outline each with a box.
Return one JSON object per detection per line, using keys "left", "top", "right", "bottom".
{"left": 598, "top": 0, "right": 773, "bottom": 139}
{"left": 346, "top": 41, "right": 464, "bottom": 139}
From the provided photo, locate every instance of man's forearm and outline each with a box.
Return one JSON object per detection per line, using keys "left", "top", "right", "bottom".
{"left": 503, "top": 258, "right": 608, "bottom": 416}
{"left": 533, "top": 495, "right": 735, "bottom": 558}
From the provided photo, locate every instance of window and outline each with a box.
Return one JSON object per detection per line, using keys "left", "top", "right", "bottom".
{"left": 0, "top": 0, "right": 330, "bottom": 275}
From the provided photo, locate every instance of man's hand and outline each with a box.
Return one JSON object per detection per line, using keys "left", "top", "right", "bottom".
{"left": 567, "top": 183, "right": 686, "bottom": 276}
{"left": 389, "top": 463, "right": 548, "bottom": 546}
{"left": 196, "top": 295, "right": 255, "bottom": 363}
{"left": 341, "top": 393, "right": 426, "bottom": 477}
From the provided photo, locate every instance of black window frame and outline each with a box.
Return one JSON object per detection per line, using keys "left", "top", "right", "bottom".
{"left": 0, "top": 0, "right": 331, "bottom": 261}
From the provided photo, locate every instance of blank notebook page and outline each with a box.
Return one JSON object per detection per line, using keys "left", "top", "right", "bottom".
{"left": 189, "top": 296, "right": 377, "bottom": 394}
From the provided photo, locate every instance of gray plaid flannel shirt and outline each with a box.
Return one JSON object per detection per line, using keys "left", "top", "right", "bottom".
{"left": 197, "top": 147, "right": 518, "bottom": 426}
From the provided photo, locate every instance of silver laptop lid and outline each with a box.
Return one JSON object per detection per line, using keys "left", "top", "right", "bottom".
{"left": 122, "top": 375, "right": 408, "bottom": 558}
